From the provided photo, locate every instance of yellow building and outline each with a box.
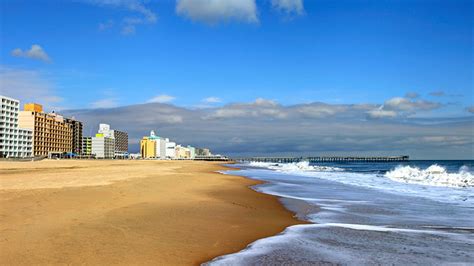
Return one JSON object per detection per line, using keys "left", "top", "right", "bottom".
{"left": 140, "top": 137, "right": 157, "bottom": 159}
{"left": 19, "top": 103, "right": 73, "bottom": 157}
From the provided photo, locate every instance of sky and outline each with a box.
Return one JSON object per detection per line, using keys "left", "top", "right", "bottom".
{"left": 0, "top": 0, "right": 473, "bottom": 159}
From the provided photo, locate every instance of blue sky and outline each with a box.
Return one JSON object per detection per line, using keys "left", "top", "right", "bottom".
{"left": 1, "top": 0, "right": 472, "bottom": 110}
{"left": 1, "top": 0, "right": 473, "bottom": 158}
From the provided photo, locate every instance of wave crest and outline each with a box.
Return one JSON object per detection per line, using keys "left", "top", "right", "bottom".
{"left": 385, "top": 164, "right": 474, "bottom": 188}
{"left": 248, "top": 161, "right": 344, "bottom": 172}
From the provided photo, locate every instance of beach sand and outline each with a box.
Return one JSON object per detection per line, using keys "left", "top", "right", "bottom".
{"left": 0, "top": 160, "right": 302, "bottom": 265}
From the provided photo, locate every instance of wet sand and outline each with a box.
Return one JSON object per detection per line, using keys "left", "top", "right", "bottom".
{"left": 0, "top": 160, "right": 303, "bottom": 265}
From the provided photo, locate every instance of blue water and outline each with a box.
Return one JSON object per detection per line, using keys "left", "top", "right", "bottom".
{"left": 207, "top": 160, "right": 474, "bottom": 265}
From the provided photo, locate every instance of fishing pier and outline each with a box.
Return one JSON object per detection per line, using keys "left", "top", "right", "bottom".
{"left": 234, "top": 156, "right": 409, "bottom": 163}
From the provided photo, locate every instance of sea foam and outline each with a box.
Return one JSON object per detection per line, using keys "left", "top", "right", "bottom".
{"left": 385, "top": 164, "right": 474, "bottom": 188}
{"left": 249, "top": 161, "right": 343, "bottom": 172}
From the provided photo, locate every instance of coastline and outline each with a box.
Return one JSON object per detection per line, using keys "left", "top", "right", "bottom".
{"left": 0, "top": 160, "right": 305, "bottom": 265}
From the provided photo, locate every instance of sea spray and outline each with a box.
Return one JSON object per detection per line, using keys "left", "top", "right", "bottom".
{"left": 385, "top": 164, "right": 474, "bottom": 188}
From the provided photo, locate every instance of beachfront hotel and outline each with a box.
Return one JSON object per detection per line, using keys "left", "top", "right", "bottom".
{"left": 0, "top": 95, "right": 33, "bottom": 158}
{"left": 18, "top": 103, "right": 76, "bottom": 157}
{"left": 140, "top": 130, "right": 180, "bottom": 159}
{"left": 91, "top": 124, "right": 128, "bottom": 159}
{"left": 140, "top": 130, "right": 201, "bottom": 160}
{"left": 64, "top": 117, "right": 83, "bottom": 155}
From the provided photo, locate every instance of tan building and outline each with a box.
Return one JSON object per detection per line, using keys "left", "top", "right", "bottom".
{"left": 19, "top": 103, "right": 73, "bottom": 157}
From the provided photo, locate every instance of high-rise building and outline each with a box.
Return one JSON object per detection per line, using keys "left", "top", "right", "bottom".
{"left": 112, "top": 130, "right": 128, "bottom": 157}
{"left": 64, "top": 118, "right": 83, "bottom": 155}
{"left": 98, "top": 123, "right": 128, "bottom": 157}
{"left": 19, "top": 103, "right": 73, "bottom": 157}
{"left": 91, "top": 133, "right": 115, "bottom": 159}
{"left": 0, "top": 95, "right": 33, "bottom": 158}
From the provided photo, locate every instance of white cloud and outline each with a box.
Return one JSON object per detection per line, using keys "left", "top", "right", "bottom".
{"left": 176, "top": 0, "right": 258, "bottom": 24}
{"left": 205, "top": 98, "right": 287, "bottom": 119}
{"left": 90, "top": 98, "right": 119, "bottom": 109}
{"left": 203, "top": 96, "right": 222, "bottom": 103}
{"left": 86, "top": 0, "right": 157, "bottom": 34}
{"left": 147, "top": 94, "right": 176, "bottom": 103}
{"left": 11, "top": 44, "right": 51, "bottom": 62}
{"left": 296, "top": 103, "right": 348, "bottom": 118}
{"left": 367, "top": 107, "right": 398, "bottom": 119}
{"left": 0, "top": 66, "right": 62, "bottom": 108}
{"left": 384, "top": 97, "right": 440, "bottom": 112}
{"left": 271, "top": 0, "right": 304, "bottom": 15}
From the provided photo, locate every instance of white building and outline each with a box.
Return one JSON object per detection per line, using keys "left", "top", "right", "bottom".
{"left": 0, "top": 95, "right": 33, "bottom": 158}
{"left": 165, "top": 138, "right": 176, "bottom": 159}
{"left": 156, "top": 138, "right": 167, "bottom": 159}
{"left": 98, "top": 123, "right": 128, "bottom": 158}
{"left": 91, "top": 134, "right": 115, "bottom": 159}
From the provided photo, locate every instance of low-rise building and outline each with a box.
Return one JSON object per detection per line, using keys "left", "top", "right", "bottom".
{"left": 81, "top": 136, "right": 92, "bottom": 156}
{"left": 175, "top": 145, "right": 191, "bottom": 159}
{"left": 0, "top": 95, "right": 33, "bottom": 158}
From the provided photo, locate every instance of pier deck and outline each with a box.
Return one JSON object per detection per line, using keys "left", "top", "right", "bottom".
{"left": 234, "top": 156, "right": 409, "bottom": 163}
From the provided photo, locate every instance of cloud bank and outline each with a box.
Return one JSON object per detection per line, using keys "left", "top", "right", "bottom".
{"left": 63, "top": 97, "right": 474, "bottom": 159}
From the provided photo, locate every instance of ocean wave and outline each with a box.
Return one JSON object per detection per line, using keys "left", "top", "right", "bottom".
{"left": 248, "top": 161, "right": 344, "bottom": 172}
{"left": 385, "top": 164, "right": 474, "bottom": 188}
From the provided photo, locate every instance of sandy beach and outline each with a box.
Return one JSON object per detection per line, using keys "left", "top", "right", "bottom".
{"left": 0, "top": 160, "right": 303, "bottom": 265}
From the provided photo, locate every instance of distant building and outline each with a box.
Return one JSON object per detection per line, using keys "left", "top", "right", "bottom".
{"left": 175, "top": 145, "right": 191, "bottom": 159}
{"left": 196, "top": 148, "right": 211, "bottom": 156}
{"left": 140, "top": 131, "right": 157, "bottom": 159}
{"left": 112, "top": 130, "right": 128, "bottom": 157}
{"left": 0, "top": 95, "right": 33, "bottom": 158}
{"left": 98, "top": 123, "right": 128, "bottom": 158}
{"left": 165, "top": 139, "right": 176, "bottom": 159}
{"left": 19, "top": 103, "right": 73, "bottom": 157}
{"left": 91, "top": 133, "right": 115, "bottom": 159}
{"left": 140, "top": 130, "right": 166, "bottom": 159}
{"left": 81, "top": 136, "right": 92, "bottom": 156}
{"left": 64, "top": 118, "right": 83, "bottom": 155}
{"left": 187, "top": 145, "right": 196, "bottom": 159}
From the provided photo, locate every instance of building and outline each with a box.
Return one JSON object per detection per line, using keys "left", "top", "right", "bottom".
{"left": 140, "top": 136, "right": 157, "bottom": 159}
{"left": 91, "top": 133, "right": 115, "bottom": 159}
{"left": 175, "top": 145, "right": 191, "bottom": 159}
{"left": 0, "top": 95, "right": 33, "bottom": 158}
{"left": 187, "top": 145, "right": 196, "bottom": 159}
{"left": 165, "top": 139, "right": 176, "bottom": 159}
{"left": 112, "top": 130, "right": 128, "bottom": 157}
{"left": 140, "top": 130, "right": 165, "bottom": 159}
{"left": 81, "top": 136, "right": 92, "bottom": 156}
{"left": 18, "top": 103, "right": 72, "bottom": 157}
{"left": 98, "top": 124, "right": 128, "bottom": 158}
{"left": 196, "top": 148, "right": 211, "bottom": 156}
{"left": 64, "top": 118, "right": 83, "bottom": 155}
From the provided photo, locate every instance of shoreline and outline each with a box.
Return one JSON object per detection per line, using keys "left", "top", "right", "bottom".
{"left": 0, "top": 160, "right": 306, "bottom": 265}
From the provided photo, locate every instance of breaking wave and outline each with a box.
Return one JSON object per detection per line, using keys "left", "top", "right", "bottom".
{"left": 385, "top": 165, "right": 474, "bottom": 188}
{"left": 248, "top": 161, "right": 344, "bottom": 172}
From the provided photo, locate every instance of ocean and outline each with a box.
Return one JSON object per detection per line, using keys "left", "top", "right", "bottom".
{"left": 207, "top": 160, "right": 474, "bottom": 265}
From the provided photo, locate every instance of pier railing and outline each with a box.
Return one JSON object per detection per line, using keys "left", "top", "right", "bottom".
{"left": 233, "top": 156, "right": 409, "bottom": 163}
